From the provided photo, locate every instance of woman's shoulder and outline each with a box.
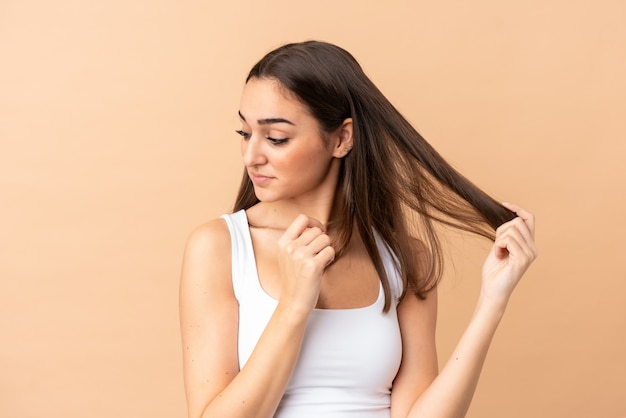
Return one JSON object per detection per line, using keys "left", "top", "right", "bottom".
{"left": 183, "top": 217, "right": 232, "bottom": 264}
{"left": 180, "top": 217, "right": 235, "bottom": 300}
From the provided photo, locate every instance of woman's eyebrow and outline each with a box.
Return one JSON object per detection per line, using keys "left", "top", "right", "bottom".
{"left": 238, "top": 111, "right": 295, "bottom": 126}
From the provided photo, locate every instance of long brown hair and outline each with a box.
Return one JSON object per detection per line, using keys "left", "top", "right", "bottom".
{"left": 234, "top": 41, "right": 515, "bottom": 312}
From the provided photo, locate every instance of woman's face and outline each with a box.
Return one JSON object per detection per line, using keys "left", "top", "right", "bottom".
{"left": 237, "top": 78, "right": 342, "bottom": 204}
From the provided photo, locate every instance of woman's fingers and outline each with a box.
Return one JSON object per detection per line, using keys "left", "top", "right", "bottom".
{"left": 493, "top": 225, "right": 536, "bottom": 266}
{"left": 496, "top": 218, "right": 536, "bottom": 256}
{"left": 490, "top": 205, "right": 538, "bottom": 283}
{"left": 314, "top": 245, "right": 336, "bottom": 269}
{"left": 499, "top": 203, "right": 538, "bottom": 259}
{"left": 279, "top": 214, "right": 334, "bottom": 269}
{"left": 280, "top": 214, "right": 325, "bottom": 243}
{"left": 502, "top": 202, "right": 535, "bottom": 238}
{"left": 280, "top": 215, "right": 331, "bottom": 255}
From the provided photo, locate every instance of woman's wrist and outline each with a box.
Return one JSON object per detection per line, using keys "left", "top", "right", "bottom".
{"left": 274, "top": 300, "right": 314, "bottom": 327}
{"left": 475, "top": 291, "right": 509, "bottom": 322}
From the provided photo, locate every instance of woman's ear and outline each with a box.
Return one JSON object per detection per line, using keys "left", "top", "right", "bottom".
{"left": 332, "top": 118, "right": 354, "bottom": 158}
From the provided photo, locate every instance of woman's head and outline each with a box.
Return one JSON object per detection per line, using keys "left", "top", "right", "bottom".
{"left": 240, "top": 41, "right": 409, "bottom": 229}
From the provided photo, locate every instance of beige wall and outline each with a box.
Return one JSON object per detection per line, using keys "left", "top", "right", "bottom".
{"left": 1, "top": 1, "right": 624, "bottom": 417}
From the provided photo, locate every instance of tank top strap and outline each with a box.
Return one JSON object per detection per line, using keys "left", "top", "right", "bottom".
{"left": 220, "top": 210, "right": 256, "bottom": 301}
{"left": 373, "top": 230, "right": 404, "bottom": 304}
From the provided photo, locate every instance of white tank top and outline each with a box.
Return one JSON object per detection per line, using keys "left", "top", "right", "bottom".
{"left": 222, "top": 210, "right": 403, "bottom": 418}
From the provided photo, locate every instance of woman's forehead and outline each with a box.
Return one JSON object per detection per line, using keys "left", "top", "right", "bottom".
{"left": 239, "top": 78, "right": 312, "bottom": 123}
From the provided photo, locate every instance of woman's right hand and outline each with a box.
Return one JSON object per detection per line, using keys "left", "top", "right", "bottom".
{"left": 277, "top": 214, "right": 335, "bottom": 315}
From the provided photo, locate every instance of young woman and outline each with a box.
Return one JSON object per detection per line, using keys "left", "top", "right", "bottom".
{"left": 179, "top": 41, "right": 537, "bottom": 418}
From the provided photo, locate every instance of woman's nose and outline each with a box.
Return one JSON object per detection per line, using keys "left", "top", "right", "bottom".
{"left": 241, "top": 135, "right": 267, "bottom": 167}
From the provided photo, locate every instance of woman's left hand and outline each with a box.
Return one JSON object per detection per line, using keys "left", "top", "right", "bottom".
{"left": 481, "top": 202, "right": 538, "bottom": 308}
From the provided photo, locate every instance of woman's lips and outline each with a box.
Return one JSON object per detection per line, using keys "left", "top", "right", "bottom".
{"left": 250, "top": 173, "right": 273, "bottom": 185}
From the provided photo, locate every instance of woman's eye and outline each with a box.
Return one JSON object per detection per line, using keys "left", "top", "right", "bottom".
{"left": 235, "top": 129, "right": 251, "bottom": 139}
{"left": 236, "top": 130, "right": 288, "bottom": 145}
{"left": 266, "top": 136, "right": 288, "bottom": 146}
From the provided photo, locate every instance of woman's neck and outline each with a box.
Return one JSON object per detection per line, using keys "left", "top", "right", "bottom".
{"left": 246, "top": 197, "right": 334, "bottom": 230}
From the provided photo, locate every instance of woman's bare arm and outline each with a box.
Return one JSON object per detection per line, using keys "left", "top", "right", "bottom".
{"left": 390, "top": 288, "right": 439, "bottom": 416}
{"left": 392, "top": 204, "right": 537, "bottom": 418}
